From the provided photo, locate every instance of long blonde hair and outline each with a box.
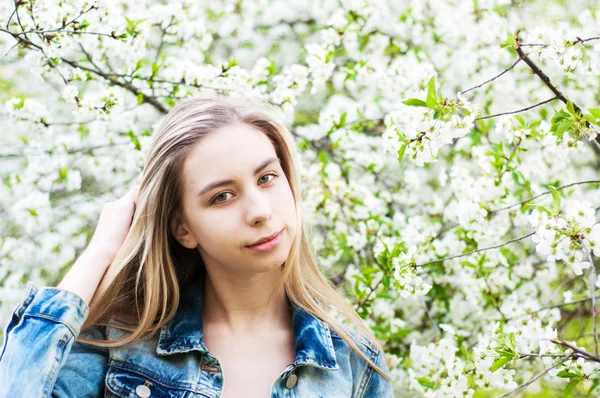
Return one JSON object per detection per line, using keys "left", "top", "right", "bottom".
{"left": 77, "top": 93, "right": 390, "bottom": 380}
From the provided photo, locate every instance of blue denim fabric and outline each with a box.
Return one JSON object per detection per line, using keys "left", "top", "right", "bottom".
{"left": 0, "top": 276, "right": 393, "bottom": 397}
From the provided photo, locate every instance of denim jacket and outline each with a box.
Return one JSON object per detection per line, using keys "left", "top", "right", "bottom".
{"left": 0, "top": 275, "right": 393, "bottom": 397}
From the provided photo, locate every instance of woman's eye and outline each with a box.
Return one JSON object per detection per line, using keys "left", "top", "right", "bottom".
{"left": 259, "top": 172, "right": 278, "bottom": 184}
{"left": 211, "top": 192, "right": 232, "bottom": 204}
{"left": 210, "top": 172, "right": 279, "bottom": 205}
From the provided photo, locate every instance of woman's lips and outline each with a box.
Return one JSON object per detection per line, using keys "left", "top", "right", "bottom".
{"left": 246, "top": 230, "right": 283, "bottom": 252}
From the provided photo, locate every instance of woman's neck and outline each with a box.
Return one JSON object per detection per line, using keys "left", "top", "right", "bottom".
{"left": 202, "top": 267, "right": 292, "bottom": 336}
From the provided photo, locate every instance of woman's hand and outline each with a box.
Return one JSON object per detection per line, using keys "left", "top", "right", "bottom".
{"left": 57, "top": 183, "right": 141, "bottom": 306}
{"left": 88, "top": 183, "right": 141, "bottom": 264}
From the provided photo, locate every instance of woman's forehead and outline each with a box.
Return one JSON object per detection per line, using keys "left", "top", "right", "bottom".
{"left": 182, "top": 126, "right": 279, "bottom": 189}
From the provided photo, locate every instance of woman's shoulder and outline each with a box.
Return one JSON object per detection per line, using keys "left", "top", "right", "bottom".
{"left": 328, "top": 322, "right": 380, "bottom": 356}
{"left": 326, "top": 323, "right": 393, "bottom": 396}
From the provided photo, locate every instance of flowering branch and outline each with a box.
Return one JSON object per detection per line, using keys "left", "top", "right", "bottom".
{"left": 514, "top": 36, "right": 600, "bottom": 152}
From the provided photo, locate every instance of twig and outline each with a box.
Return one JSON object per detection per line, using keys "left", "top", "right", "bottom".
{"left": 490, "top": 179, "right": 600, "bottom": 213}
{"left": 1, "top": 28, "right": 113, "bottom": 38}
{"left": 0, "top": 41, "right": 19, "bottom": 62}
{"left": 518, "top": 352, "right": 587, "bottom": 359}
{"left": 60, "top": 58, "right": 168, "bottom": 114}
{"left": 354, "top": 278, "right": 384, "bottom": 311}
{"left": 417, "top": 232, "right": 535, "bottom": 267}
{"left": 496, "top": 353, "right": 573, "bottom": 398}
{"left": 421, "top": 180, "right": 599, "bottom": 246}
{"left": 520, "top": 36, "right": 600, "bottom": 47}
{"left": 475, "top": 97, "right": 558, "bottom": 121}
{"left": 572, "top": 36, "right": 600, "bottom": 45}
{"left": 460, "top": 58, "right": 522, "bottom": 96}
{"left": 585, "top": 246, "right": 599, "bottom": 355}
{"left": 0, "top": 142, "right": 130, "bottom": 159}
{"left": 529, "top": 295, "right": 600, "bottom": 315}
{"left": 5, "top": 4, "right": 17, "bottom": 30}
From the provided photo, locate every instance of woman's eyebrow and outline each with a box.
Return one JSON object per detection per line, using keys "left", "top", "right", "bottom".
{"left": 197, "top": 157, "right": 280, "bottom": 197}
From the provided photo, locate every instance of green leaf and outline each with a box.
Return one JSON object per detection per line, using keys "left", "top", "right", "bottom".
{"left": 363, "top": 267, "right": 380, "bottom": 275}
{"left": 397, "top": 144, "right": 407, "bottom": 163}
{"left": 556, "top": 370, "right": 580, "bottom": 378}
{"left": 416, "top": 376, "right": 436, "bottom": 388}
{"left": 266, "top": 60, "right": 277, "bottom": 75}
{"left": 515, "top": 115, "right": 525, "bottom": 126}
{"left": 137, "top": 92, "right": 144, "bottom": 105}
{"left": 226, "top": 58, "right": 239, "bottom": 70}
{"left": 151, "top": 61, "right": 159, "bottom": 76}
{"left": 338, "top": 111, "right": 347, "bottom": 128}
{"left": 12, "top": 97, "right": 26, "bottom": 109}
{"left": 551, "top": 110, "right": 570, "bottom": 128}
{"left": 79, "top": 19, "right": 90, "bottom": 30}
{"left": 536, "top": 205, "right": 552, "bottom": 215}
{"left": 134, "top": 58, "right": 145, "bottom": 72}
{"left": 556, "top": 119, "right": 573, "bottom": 136}
{"left": 58, "top": 167, "right": 68, "bottom": 181}
{"left": 566, "top": 100, "right": 577, "bottom": 116}
{"left": 490, "top": 356, "right": 512, "bottom": 372}
{"left": 124, "top": 16, "right": 147, "bottom": 37}
{"left": 425, "top": 76, "right": 437, "bottom": 109}
{"left": 564, "top": 378, "right": 581, "bottom": 397}
{"left": 588, "top": 107, "right": 600, "bottom": 119}
{"left": 584, "top": 113, "right": 600, "bottom": 126}
{"left": 78, "top": 124, "right": 89, "bottom": 140}
{"left": 318, "top": 150, "right": 328, "bottom": 165}
{"left": 500, "top": 36, "right": 515, "bottom": 48}
{"left": 325, "top": 50, "right": 334, "bottom": 63}
{"left": 402, "top": 98, "right": 427, "bottom": 107}
{"left": 127, "top": 130, "right": 141, "bottom": 151}
{"left": 512, "top": 171, "right": 521, "bottom": 186}
{"left": 549, "top": 186, "right": 561, "bottom": 212}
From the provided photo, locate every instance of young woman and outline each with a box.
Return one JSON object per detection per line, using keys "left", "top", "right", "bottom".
{"left": 0, "top": 94, "right": 393, "bottom": 397}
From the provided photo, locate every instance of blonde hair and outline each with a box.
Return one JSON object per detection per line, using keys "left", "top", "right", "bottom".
{"left": 77, "top": 92, "right": 390, "bottom": 380}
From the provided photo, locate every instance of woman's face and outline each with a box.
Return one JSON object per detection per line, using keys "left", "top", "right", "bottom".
{"left": 171, "top": 123, "right": 297, "bottom": 276}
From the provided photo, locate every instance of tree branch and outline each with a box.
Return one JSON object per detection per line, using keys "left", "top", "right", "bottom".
{"left": 550, "top": 339, "right": 600, "bottom": 363}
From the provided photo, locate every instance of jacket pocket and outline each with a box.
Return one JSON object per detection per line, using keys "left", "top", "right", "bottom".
{"left": 105, "top": 361, "right": 208, "bottom": 398}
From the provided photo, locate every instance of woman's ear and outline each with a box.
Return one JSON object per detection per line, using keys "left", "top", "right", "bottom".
{"left": 169, "top": 214, "right": 198, "bottom": 249}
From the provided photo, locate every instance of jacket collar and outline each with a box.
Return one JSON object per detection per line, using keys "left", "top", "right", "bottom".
{"left": 156, "top": 269, "right": 339, "bottom": 371}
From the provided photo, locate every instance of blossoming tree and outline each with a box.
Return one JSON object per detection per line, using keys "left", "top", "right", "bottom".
{"left": 1, "top": 0, "right": 600, "bottom": 396}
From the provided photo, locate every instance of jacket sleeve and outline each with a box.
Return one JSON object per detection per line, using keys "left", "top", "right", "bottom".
{"left": 0, "top": 281, "right": 109, "bottom": 397}
{"left": 359, "top": 348, "right": 395, "bottom": 398}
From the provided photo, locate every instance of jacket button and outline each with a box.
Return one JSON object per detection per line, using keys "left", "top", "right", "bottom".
{"left": 135, "top": 384, "right": 152, "bottom": 397}
{"left": 285, "top": 373, "right": 298, "bottom": 389}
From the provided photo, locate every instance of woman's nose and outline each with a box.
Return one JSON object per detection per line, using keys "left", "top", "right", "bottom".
{"left": 245, "top": 190, "right": 273, "bottom": 225}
